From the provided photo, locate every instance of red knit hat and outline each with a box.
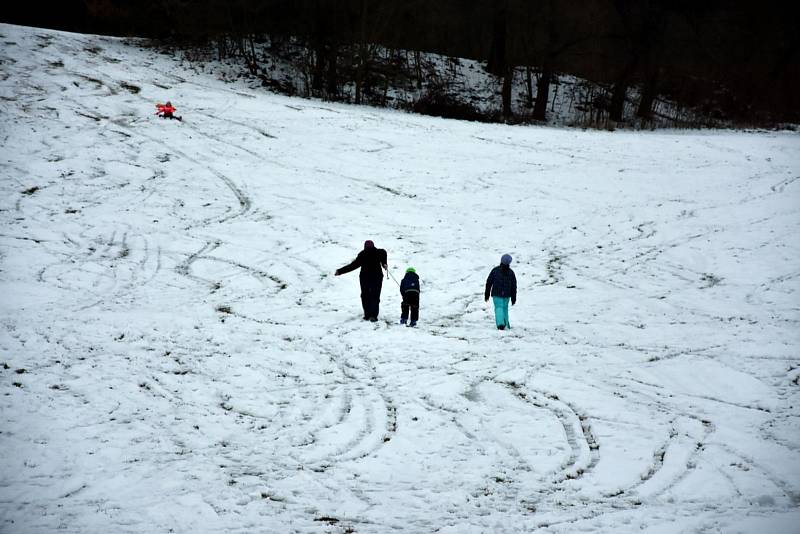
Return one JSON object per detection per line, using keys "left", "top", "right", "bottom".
{"left": 364, "top": 240, "right": 374, "bottom": 249}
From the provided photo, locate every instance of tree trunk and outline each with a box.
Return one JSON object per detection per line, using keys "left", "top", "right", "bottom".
{"left": 312, "top": 42, "right": 326, "bottom": 93}
{"left": 487, "top": 3, "right": 507, "bottom": 76}
{"left": 637, "top": 74, "right": 657, "bottom": 120}
{"left": 413, "top": 51, "right": 422, "bottom": 89}
{"left": 325, "top": 44, "right": 338, "bottom": 98}
{"left": 217, "top": 37, "right": 226, "bottom": 61}
{"left": 355, "top": 0, "right": 368, "bottom": 105}
{"left": 502, "top": 66, "right": 514, "bottom": 119}
{"left": 487, "top": 0, "right": 510, "bottom": 117}
{"left": 550, "top": 81, "right": 559, "bottom": 112}
{"left": 525, "top": 66, "right": 534, "bottom": 108}
{"left": 610, "top": 81, "right": 627, "bottom": 122}
{"left": 533, "top": 66, "right": 552, "bottom": 121}
{"left": 355, "top": 53, "right": 363, "bottom": 104}
{"left": 248, "top": 34, "right": 258, "bottom": 75}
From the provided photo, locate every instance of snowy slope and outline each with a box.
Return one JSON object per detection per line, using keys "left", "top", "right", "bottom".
{"left": 1, "top": 24, "right": 799, "bottom": 534}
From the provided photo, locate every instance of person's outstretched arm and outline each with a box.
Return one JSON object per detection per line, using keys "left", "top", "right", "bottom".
{"left": 335, "top": 252, "right": 362, "bottom": 276}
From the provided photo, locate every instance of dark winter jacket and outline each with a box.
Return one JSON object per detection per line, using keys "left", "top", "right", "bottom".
{"left": 337, "top": 247, "right": 388, "bottom": 280}
{"left": 485, "top": 264, "right": 517, "bottom": 302}
{"left": 400, "top": 271, "right": 420, "bottom": 294}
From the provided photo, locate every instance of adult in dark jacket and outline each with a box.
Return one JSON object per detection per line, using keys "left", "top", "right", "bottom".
{"left": 399, "top": 267, "right": 420, "bottom": 326}
{"left": 335, "top": 240, "right": 388, "bottom": 321}
{"left": 484, "top": 254, "right": 517, "bottom": 330}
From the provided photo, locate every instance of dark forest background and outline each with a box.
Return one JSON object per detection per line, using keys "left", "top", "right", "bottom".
{"left": 3, "top": 0, "right": 799, "bottom": 126}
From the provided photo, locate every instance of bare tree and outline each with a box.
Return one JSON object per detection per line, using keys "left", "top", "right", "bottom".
{"left": 487, "top": 0, "right": 514, "bottom": 119}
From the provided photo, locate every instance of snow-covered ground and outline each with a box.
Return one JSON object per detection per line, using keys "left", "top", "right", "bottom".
{"left": 1, "top": 24, "right": 799, "bottom": 533}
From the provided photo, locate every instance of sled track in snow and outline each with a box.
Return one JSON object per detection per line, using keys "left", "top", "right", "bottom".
{"left": 770, "top": 175, "right": 800, "bottom": 193}
{"left": 174, "top": 240, "right": 287, "bottom": 299}
{"left": 604, "top": 383, "right": 718, "bottom": 500}
{"left": 36, "top": 227, "right": 162, "bottom": 310}
{"left": 276, "top": 340, "right": 399, "bottom": 471}
{"left": 192, "top": 110, "right": 277, "bottom": 140}
{"left": 161, "top": 145, "right": 252, "bottom": 229}
{"left": 526, "top": 413, "right": 715, "bottom": 529}
{"left": 414, "top": 374, "right": 601, "bottom": 516}
{"left": 293, "top": 383, "right": 396, "bottom": 469}
{"left": 457, "top": 377, "right": 729, "bottom": 525}
{"left": 616, "top": 416, "right": 712, "bottom": 500}
{"left": 505, "top": 383, "right": 600, "bottom": 484}
{"left": 175, "top": 240, "right": 221, "bottom": 287}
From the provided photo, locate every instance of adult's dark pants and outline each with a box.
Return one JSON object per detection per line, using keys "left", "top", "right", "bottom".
{"left": 360, "top": 275, "right": 383, "bottom": 319}
{"left": 401, "top": 292, "right": 419, "bottom": 322}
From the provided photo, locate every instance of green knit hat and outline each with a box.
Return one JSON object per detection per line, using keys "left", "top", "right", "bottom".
{"left": 406, "top": 267, "right": 416, "bottom": 273}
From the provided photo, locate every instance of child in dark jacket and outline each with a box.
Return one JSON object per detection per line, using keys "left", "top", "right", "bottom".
{"left": 484, "top": 254, "right": 517, "bottom": 330}
{"left": 399, "top": 267, "right": 420, "bottom": 327}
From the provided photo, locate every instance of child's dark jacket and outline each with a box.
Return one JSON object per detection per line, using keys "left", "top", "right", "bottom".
{"left": 400, "top": 272, "right": 420, "bottom": 294}
{"left": 485, "top": 264, "right": 517, "bottom": 302}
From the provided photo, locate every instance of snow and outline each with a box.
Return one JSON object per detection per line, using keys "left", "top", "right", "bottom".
{"left": 1, "top": 23, "right": 799, "bottom": 533}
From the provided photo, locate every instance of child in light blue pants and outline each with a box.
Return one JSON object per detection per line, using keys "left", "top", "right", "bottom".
{"left": 484, "top": 254, "right": 517, "bottom": 330}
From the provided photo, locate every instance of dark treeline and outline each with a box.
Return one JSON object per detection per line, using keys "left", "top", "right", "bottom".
{"left": 3, "top": 0, "right": 798, "bottom": 124}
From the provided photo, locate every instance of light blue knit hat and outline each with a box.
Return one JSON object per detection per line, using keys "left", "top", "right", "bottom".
{"left": 501, "top": 254, "right": 512, "bottom": 265}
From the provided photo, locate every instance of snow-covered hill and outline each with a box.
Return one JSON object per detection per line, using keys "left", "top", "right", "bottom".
{"left": 1, "top": 24, "right": 799, "bottom": 533}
